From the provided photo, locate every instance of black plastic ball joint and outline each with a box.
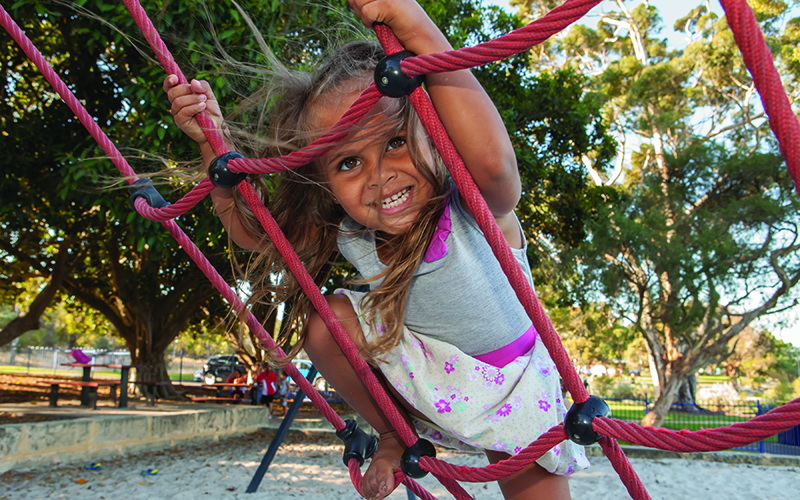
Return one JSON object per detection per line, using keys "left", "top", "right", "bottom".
{"left": 400, "top": 438, "right": 435, "bottom": 479}
{"left": 564, "top": 395, "right": 611, "bottom": 445}
{"left": 335, "top": 420, "right": 378, "bottom": 467}
{"left": 208, "top": 151, "right": 247, "bottom": 188}
{"left": 128, "top": 178, "right": 170, "bottom": 210}
{"left": 374, "top": 51, "right": 424, "bottom": 98}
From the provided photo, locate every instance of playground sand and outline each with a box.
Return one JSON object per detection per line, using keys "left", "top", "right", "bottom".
{"left": 0, "top": 429, "right": 797, "bottom": 499}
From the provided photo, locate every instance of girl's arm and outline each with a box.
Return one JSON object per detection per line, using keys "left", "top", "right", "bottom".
{"left": 348, "top": 0, "right": 522, "bottom": 248}
{"left": 163, "top": 76, "right": 264, "bottom": 251}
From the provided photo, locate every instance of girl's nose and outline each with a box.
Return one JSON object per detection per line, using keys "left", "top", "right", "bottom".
{"left": 366, "top": 160, "right": 397, "bottom": 189}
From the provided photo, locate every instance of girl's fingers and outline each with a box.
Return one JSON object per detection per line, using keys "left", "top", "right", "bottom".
{"left": 173, "top": 101, "right": 206, "bottom": 122}
{"left": 170, "top": 93, "right": 207, "bottom": 116}
{"left": 162, "top": 74, "right": 179, "bottom": 93}
{"left": 191, "top": 79, "right": 218, "bottom": 103}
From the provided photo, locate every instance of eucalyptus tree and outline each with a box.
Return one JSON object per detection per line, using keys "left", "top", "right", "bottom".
{"left": 513, "top": 0, "right": 800, "bottom": 426}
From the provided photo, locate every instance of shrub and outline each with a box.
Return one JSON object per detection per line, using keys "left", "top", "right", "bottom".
{"left": 763, "top": 381, "right": 795, "bottom": 404}
{"left": 696, "top": 383, "right": 742, "bottom": 406}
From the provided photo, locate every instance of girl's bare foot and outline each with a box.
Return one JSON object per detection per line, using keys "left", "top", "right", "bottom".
{"left": 361, "top": 430, "right": 405, "bottom": 500}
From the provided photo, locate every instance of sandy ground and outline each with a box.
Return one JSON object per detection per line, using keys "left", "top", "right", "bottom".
{"left": 1, "top": 429, "right": 797, "bottom": 500}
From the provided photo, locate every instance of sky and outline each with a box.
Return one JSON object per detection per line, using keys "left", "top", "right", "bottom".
{"left": 486, "top": 0, "right": 725, "bottom": 48}
{"left": 484, "top": 0, "right": 800, "bottom": 348}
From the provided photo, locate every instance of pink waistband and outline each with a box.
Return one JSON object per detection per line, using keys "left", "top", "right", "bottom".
{"left": 473, "top": 324, "right": 538, "bottom": 368}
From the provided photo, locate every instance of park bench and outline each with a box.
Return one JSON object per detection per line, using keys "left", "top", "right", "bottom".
{"left": 38, "top": 380, "right": 120, "bottom": 410}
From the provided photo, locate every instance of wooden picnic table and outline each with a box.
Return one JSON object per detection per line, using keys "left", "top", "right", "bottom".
{"left": 62, "top": 363, "right": 149, "bottom": 408}
{"left": 38, "top": 379, "right": 121, "bottom": 409}
{"left": 202, "top": 382, "right": 255, "bottom": 399}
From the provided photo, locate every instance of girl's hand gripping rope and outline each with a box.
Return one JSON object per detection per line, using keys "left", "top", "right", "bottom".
{"left": 162, "top": 75, "right": 261, "bottom": 251}
{"left": 163, "top": 76, "right": 223, "bottom": 148}
{"left": 348, "top": 0, "right": 521, "bottom": 245}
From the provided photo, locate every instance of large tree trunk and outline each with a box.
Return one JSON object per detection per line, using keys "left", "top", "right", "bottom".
{"left": 641, "top": 358, "right": 692, "bottom": 427}
{"left": 131, "top": 345, "right": 181, "bottom": 400}
{"left": 126, "top": 320, "right": 182, "bottom": 400}
{"left": 677, "top": 374, "right": 697, "bottom": 404}
{"left": 641, "top": 372, "right": 685, "bottom": 427}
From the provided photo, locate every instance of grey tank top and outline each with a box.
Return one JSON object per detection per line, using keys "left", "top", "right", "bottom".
{"left": 337, "top": 193, "right": 535, "bottom": 356}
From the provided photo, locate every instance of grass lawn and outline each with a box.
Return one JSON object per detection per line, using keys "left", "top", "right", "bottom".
{"left": 1, "top": 366, "right": 123, "bottom": 379}
{"left": 2, "top": 366, "right": 196, "bottom": 382}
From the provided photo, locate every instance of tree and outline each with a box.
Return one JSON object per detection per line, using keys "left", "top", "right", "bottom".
{"left": 0, "top": 0, "right": 352, "bottom": 393}
{"left": 512, "top": 0, "right": 800, "bottom": 426}
{"left": 2, "top": 0, "right": 614, "bottom": 395}
{"left": 722, "top": 327, "right": 800, "bottom": 384}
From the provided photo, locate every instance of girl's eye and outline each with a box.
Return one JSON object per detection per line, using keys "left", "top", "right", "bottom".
{"left": 338, "top": 157, "right": 361, "bottom": 171}
{"left": 387, "top": 137, "right": 406, "bottom": 151}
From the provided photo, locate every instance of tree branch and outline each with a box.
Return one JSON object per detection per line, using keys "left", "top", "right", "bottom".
{"left": 0, "top": 239, "right": 73, "bottom": 346}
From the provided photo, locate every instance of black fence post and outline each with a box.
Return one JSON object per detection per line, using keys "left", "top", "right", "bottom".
{"left": 246, "top": 367, "right": 318, "bottom": 493}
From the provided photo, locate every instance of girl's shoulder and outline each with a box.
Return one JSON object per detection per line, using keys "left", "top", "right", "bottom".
{"left": 450, "top": 188, "right": 529, "bottom": 259}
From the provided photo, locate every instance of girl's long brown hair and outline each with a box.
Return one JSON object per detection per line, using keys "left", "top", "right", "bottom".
{"left": 226, "top": 40, "right": 450, "bottom": 363}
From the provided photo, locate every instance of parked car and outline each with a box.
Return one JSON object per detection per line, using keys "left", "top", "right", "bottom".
{"left": 287, "top": 358, "right": 329, "bottom": 392}
{"left": 202, "top": 355, "right": 247, "bottom": 385}
{"left": 193, "top": 368, "right": 204, "bottom": 382}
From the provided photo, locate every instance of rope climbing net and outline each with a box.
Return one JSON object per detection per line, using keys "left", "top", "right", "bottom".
{"left": 3, "top": 0, "right": 800, "bottom": 498}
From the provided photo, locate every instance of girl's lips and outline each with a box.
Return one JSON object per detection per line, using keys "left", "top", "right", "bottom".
{"left": 378, "top": 186, "right": 413, "bottom": 215}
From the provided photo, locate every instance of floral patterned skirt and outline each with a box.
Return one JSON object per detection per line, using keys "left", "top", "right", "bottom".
{"left": 336, "top": 289, "right": 589, "bottom": 476}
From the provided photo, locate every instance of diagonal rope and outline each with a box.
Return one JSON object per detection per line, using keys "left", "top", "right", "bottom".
{"left": 720, "top": 0, "right": 800, "bottom": 196}
{"left": 0, "top": 0, "right": 346, "bottom": 443}
{"left": 4, "top": 0, "right": 800, "bottom": 498}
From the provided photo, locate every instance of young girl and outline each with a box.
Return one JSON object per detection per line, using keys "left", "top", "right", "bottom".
{"left": 164, "top": 1, "right": 587, "bottom": 498}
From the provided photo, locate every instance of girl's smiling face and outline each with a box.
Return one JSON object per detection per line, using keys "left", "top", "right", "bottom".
{"left": 315, "top": 93, "right": 435, "bottom": 235}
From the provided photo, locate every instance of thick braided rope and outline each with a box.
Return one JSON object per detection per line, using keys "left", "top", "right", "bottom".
{"left": 0, "top": 4, "right": 135, "bottom": 180}
{"left": 720, "top": 0, "right": 800, "bottom": 196}
{"left": 6, "top": 0, "right": 800, "bottom": 498}
{"left": 370, "top": 22, "right": 646, "bottom": 497}
{"left": 419, "top": 425, "right": 570, "bottom": 482}
{"left": 595, "top": 399, "right": 800, "bottom": 452}
{"left": 121, "top": 0, "right": 227, "bottom": 157}
{"left": 115, "top": 1, "right": 443, "bottom": 496}
{"left": 397, "top": 0, "right": 604, "bottom": 77}
{"left": 600, "top": 437, "right": 652, "bottom": 500}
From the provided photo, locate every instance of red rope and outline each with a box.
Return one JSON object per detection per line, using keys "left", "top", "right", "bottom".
{"left": 720, "top": 0, "right": 800, "bottom": 196}
{"left": 0, "top": 0, "right": 345, "bottom": 442}
{"left": 600, "top": 437, "right": 652, "bottom": 500}
{"left": 4, "top": 0, "right": 800, "bottom": 497}
{"left": 595, "top": 399, "right": 800, "bottom": 452}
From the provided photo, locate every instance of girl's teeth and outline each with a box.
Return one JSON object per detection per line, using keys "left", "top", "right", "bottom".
{"left": 382, "top": 188, "right": 410, "bottom": 209}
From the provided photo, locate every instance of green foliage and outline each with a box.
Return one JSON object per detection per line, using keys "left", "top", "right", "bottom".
{"left": 589, "top": 375, "right": 653, "bottom": 400}
{"left": 547, "top": 301, "right": 636, "bottom": 367}
{"left": 763, "top": 380, "right": 796, "bottom": 403}
{"left": 1, "top": 0, "right": 614, "bottom": 381}
{"left": 0, "top": 0, "right": 354, "bottom": 365}
{"left": 512, "top": 0, "right": 800, "bottom": 426}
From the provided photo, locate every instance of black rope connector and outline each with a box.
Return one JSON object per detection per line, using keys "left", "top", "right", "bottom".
{"left": 564, "top": 395, "right": 611, "bottom": 445}
{"left": 374, "top": 51, "right": 424, "bottom": 98}
{"left": 400, "top": 438, "right": 435, "bottom": 479}
{"left": 335, "top": 420, "right": 378, "bottom": 467}
{"left": 128, "top": 178, "right": 170, "bottom": 210}
{"left": 208, "top": 151, "right": 247, "bottom": 188}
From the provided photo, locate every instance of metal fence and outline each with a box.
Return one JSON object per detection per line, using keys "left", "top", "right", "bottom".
{"left": 605, "top": 397, "right": 800, "bottom": 456}
{"left": 0, "top": 345, "right": 131, "bottom": 375}
{"left": 0, "top": 345, "right": 207, "bottom": 381}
